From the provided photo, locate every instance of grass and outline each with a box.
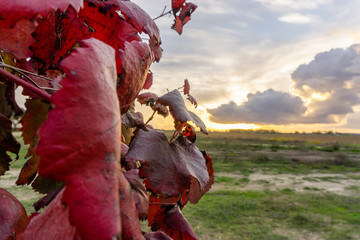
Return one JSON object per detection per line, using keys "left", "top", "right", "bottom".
{"left": 2, "top": 131, "right": 360, "bottom": 239}
{"left": 182, "top": 190, "right": 360, "bottom": 240}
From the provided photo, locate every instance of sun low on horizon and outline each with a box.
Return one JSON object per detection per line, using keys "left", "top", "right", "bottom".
{"left": 130, "top": 0, "right": 360, "bottom": 134}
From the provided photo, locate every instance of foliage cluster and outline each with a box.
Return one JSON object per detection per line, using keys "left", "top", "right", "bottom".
{"left": 0, "top": 0, "right": 214, "bottom": 239}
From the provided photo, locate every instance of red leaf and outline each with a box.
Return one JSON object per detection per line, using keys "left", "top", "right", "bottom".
{"left": 117, "top": 41, "right": 153, "bottom": 113}
{"left": 0, "top": 114, "right": 20, "bottom": 176}
{"left": 172, "top": 3, "right": 197, "bottom": 35}
{"left": 0, "top": 188, "right": 28, "bottom": 239}
{"left": 151, "top": 103, "right": 169, "bottom": 118}
{"left": 118, "top": 170, "right": 145, "bottom": 240}
{"left": 0, "top": 0, "right": 83, "bottom": 26}
{"left": 187, "top": 151, "right": 214, "bottom": 204}
{"left": 125, "top": 129, "right": 209, "bottom": 197}
{"left": 145, "top": 231, "right": 172, "bottom": 240}
{"left": 151, "top": 205, "right": 197, "bottom": 240}
{"left": 118, "top": 1, "right": 161, "bottom": 57}
{"left": 20, "top": 99, "right": 49, "bottom": 147}
{"left": 79, "top": 1, "right": 141, "bottom": 74}
{"left": 157, "top": 90, "right": 208, "bottom": 134}
{"left": 172, "top": 0, "right": 186, "bottom": 15}
{"left": 124, "top": 169, "right": 149, "bottom": 220}
{"left": 122, "top": 111, "right": 145, "bottom": 129}
{"left": 18, "top": 188, "right": 76, "bottom": 240}
{"left": 16, "top": 99, "right": 49, "bottom": 185}
{"left": 183, "top": 79, "right": 190, "bottom": 95}
{"left": 36, "top": 38, "right": 122, "bottom": 240}
{"left": 29, "top": 10, "right": 58, "bottom": 68}
{"left": 143, "top": 72, "right": 153, "bottom": 90}
{"left": 137, "top": 92, "right": 159, "bottom": 105}
{"left": 187, "top": 94, "right": 198, "bottom": 108}
{"left": 0, "top": 19, "right": 36, "bottom": 59}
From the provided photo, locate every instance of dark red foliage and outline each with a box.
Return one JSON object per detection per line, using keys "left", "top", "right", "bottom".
{"left": 0, "top": 114, "right": 20, "bottom": 176}
{"left": 123, "top": 169, "right": 149, "bottom": 220}
{"left": 125, "top": 128, "right": 209, "bottom": 197}
{"left": 158, "top": 89, "right": 208, "bottom": 134}
{"left": 143, "top": 72, "right": 153, "bottom": 90}
{"left": 16, "top": 99, "right": 49, "bottom": 185}
{"left": 151, "top": 205, "right": 197, "bottom": 240}
{"left": 29, "top": 10, "right": 58, "bottom": 68}
{"left": 118, "top": 1, "right": 161, "bottom": 56}
{"left": 145, "top": 231, "right": 173, "bottom": 240}
{"left": 118, "top": 169, "right": 145, "bottom": 239}
{"left": 184, "top": 78, "right": 190, "bottom": 95}
{"left": 117, "top": 41, "right": 153, "bottom": 113}
{"left": 0, "top": 0, "right": 83, "bottom": 26}
{"left": 187, "top": 151, "right": 214, "bottom": 204}
{"left": 172, "top": 0, "right": 186, "bottom": 15}
{"left": 0, "top": 188, "right": 28, "bottom": 239}
{"left": 19, "top": 189, "right": 76, "bottom": 240}
{"left": 36, "top": 38, "right": 122, "bottom": 240}
{"left": 137, "top": 92, "right": 159, "bottom": 105}
{"left": 0, "top": 19, "right": 36, "bottom": 59}
{"left": 172, "top": 2, "right": 197, "bottom": 35}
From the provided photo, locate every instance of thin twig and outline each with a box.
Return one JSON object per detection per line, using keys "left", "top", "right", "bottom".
{"left": 153, "top": 5, "right": 172, "bottom": 21}
{"left": 0, "top": 68, "right": 51, "bottom": 102}
{"left": 0, "top": 63, "right": 54, "bottom": 82}
{"left": 146, "top": 110, "right": 156, "bottom": 124}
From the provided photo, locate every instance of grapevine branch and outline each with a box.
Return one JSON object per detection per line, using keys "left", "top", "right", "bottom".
{"left": 0, "top": 68, "right": 52, "bottom": 102}
{"left": 153, "top": 6, "right": 172, "bottom": 21}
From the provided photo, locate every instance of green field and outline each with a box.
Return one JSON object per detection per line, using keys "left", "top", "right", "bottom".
{"left": 2, "top": 131, "right": 360, "bottom": 240}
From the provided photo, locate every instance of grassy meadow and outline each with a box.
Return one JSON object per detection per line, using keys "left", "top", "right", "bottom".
{"left": 2, "top": 131, "right": 360, "bottom": 239}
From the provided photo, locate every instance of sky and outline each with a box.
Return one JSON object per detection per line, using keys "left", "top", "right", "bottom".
{"left": 130, "top": 0, "right": 360, "bottom": 133}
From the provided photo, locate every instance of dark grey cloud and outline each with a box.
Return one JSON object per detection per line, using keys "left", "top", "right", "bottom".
{"left": 209, "top": 44, "right": 360, "bottom": 126}
{"left": 208, "top": 89, "right": 306, "bottom": 124}
{"left": 291, "top": 44, "right": 360, "bottom": 124}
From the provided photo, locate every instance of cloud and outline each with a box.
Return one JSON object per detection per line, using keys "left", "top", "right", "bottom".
{"left": 278, "top": 13, "right": 318, "bottom": 24}
{"left": 291, "top": 44, "right": 360, "bottom": 123}
{"left": 208, "top": 44, "right": 360, "bottom": 126}
{"left": 255, "top": 0, "right": 328, "bottom": 11}
{"left": 207, "top": 89, "right": 306, "bottom": 124}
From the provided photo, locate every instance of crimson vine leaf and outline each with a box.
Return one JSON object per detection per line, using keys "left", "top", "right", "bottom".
{"left": 0, "top": 114, "right": 20, "bottom": 176}
{"left": 16, "top": 99, "right": 50, "bottom": 186}
{"left": 118, "top": 169, "right": 145, "bottom": 239}
{"left": 29, "top": 10, "right": 58, "bottom": 69}
{"left": 124, "top": 169, "right": 149, "bottom": 220}
{"left": 117, "top": 41, "right": 153, "bottom": 113}
{"left": 183, "top": 78, "right": 190, "bottom": 95}
{"left": 171, "top": 2, "right": 197, "bottom": 35}
{"left": 143, "top": 72, "right": 153, "bottom": 90}
{"left": 19, "top": 188, "right": 77, "bottom": 240}
{"left": 187, "top": 151, "right": 214, "bottom": 204}
{"left": 157, "top": 89, "right": 208, "bottom": 134}
{"left": 118, "top": 1, "right": 161, "bottom": 59}
{"left": 35, "top": 38, "right": 122, "bottom": 240}
{"left": 0, "top": 188, "right": 28, "bottom": 239}
{"left": 151, "top": 205, "right": 197, "bottom": 240}
{"left": 0, "top": 81, "right": 12, "bottom": 118}
{"left": 144, "top": 231, "right": 173, "bottom": 240}
{"left": 137, "top": 92, "right": 159, "bottom": 105}
{"left": 125, "top": 128, "right": 209, "bottom": 197}
{"left": 172, "top": 0, "right": 186, "bottom": 15}
{"left": 79, "top": 1, "right": 141, "bottom": 74}
{"left": 187, "top": 94, "right": 197, "bottom": 108}
{"left": 0, "top": 19, "right": 36, "bottom": 59}
{"left": 0, "top": 0, "right": 83, "bottom": 26}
